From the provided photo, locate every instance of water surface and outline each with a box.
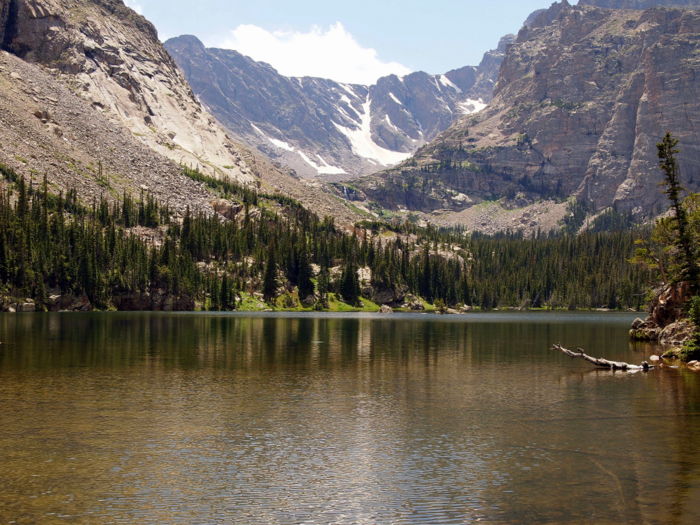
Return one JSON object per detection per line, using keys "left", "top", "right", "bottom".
{"left": 1, "top": 312, "right": 699, "bottom": 524}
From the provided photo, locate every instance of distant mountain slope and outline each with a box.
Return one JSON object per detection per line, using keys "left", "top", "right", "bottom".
{"left": 0, "top": 0, "right": 363, "bottom": 224}
{"left": 354, "top": 0, "right": 700, "bottom": 232}
{"left": 165, "top": 35, "right": 513, "bottom": 180}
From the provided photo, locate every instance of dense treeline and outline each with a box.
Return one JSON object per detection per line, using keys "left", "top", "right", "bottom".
{"left": 0, "top": 164, "right": 651, "bottom": 311}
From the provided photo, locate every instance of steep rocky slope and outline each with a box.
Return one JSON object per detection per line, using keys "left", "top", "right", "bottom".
{"left": 165, "top": 35, "right": 513, "bottom": 181}
{"left": 0, "top": 0, "right": 363, "bottom": 224}
{"left": 0, "top": 0, "right": 263, "bottom": 182}
{"left": 0, "top": 49, "right": 214, "bottom": 213}
{"left": 355, "top": 1, "right": 700, "bottom": 232}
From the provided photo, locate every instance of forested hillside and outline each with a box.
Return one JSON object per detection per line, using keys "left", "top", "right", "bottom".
{"left": 0, "top": 163, "right": 651, "bottom": 312}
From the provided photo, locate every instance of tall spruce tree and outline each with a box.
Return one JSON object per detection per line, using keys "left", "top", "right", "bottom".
{"left": 297, "top": 250, "right": 315, "bottom": 302}
{"left": 658, "top": 133, "right": 699, "bottom": 290}
{"left": 339, "top": 262, "right": 360, "bottom": 306}
{"left": 262, "top": 249, "right": 278, "bottom": 304}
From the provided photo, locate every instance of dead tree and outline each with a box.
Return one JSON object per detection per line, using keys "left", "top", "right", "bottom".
{"left": 552, "top": 344, "right": 651, "bottom": 371}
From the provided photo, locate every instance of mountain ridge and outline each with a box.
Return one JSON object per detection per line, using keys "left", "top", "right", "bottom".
{"left": 578, "top": 0, "right": 700, "bottom": 8}
{"left": 352, "top": 0, "right": 700, "bottom": 233}
{"left": 165, "top": 34, "right": 513, "bottom": 181}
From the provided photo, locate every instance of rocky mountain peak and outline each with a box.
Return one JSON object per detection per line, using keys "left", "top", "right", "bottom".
{"left": 578, "top": 0, "right": 700, "bottom": 8}
{"left": 166, "top": 35, "right": 510, "bottom": 180}
{"left": 355, "top": 0, "right": 700, "bottom": 233}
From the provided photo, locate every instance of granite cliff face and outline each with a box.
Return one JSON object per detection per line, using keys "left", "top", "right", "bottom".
{"left": 0, "top": 0, "right": 363, "bottom": 224}
{"left": 0, "top": 0, "right": 266, "bottom": 183}
{"left": 356, "top": 1, "right": 700, "bottom": 232}
{"left": 165, "top": 35, "right": 513, "bottom": 181}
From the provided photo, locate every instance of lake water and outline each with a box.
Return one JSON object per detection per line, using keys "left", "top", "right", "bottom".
{"left": 1, "top": 312, "right": 699, "bottom": 524}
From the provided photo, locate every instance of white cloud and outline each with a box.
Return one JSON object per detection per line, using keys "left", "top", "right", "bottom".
{"left": 214, "top": 22, "right": 411, "bottom": 85}
{"left": 124, "top": 0, "right": 143, "bottom": 14}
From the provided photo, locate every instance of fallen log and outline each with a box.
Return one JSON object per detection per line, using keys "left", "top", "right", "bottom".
{"left": 552, "top": 344, "right": 651, "bottom": 371}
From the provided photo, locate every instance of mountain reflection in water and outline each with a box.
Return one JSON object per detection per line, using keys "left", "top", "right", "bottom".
{"left": 1, "top": 312, "right": 699, "bottom": 524}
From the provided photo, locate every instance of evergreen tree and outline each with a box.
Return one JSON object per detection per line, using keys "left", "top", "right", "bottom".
{"left": 262, "top": 249, "right": 278, "bottom": 304}
{"left": 297, "top": 250, "right": 315, "bottom": 301}
{"left": 317, "top": 265, "right": 330, "bottom": 309}
{"left": 658, "top": 133, "right": 699, "bottom": 290}
{"left": 339, "top": 262, "right": 360, "bottom": 306}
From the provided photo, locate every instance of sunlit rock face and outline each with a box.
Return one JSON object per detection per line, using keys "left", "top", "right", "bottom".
{"left": 0, "top": 0, "right": 365, "bottom": 225}
{"left": 354, "top": 1, "right": 700, "bottom": 231}
{"left": 0, "top": 0, "right": 265, "bottom": 183}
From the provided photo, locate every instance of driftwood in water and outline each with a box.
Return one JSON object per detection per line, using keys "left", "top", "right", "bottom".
{"left": 552, "top": 344, "right": 651, "bottom": 371}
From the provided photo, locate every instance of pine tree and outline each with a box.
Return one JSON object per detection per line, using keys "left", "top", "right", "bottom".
{"left": 339, "top": 262, "right": 360, "bottom": 306}
{"left": 262, "top": 249, "right": 278, "bottom": 304}
{"left": 317, "top": 265, "right": 330, "bottom": 308}
{"left": 658, "top": 133, "right": 699, "bottom": 290}
{"left": 297, "top": 250, "right": 315, "bottom": 302}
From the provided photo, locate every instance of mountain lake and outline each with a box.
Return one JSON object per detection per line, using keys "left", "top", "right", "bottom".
{"left": 1, "top": 312, "right": 699, "bottom": 524}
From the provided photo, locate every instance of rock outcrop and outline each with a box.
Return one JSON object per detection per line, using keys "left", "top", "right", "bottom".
{"left": 355, "top": 1, "right": 700, "bottom": 232}
{"left": 0, "top": 0, "right": 260, "bottom": 182}
{"left": 630, "top": 282, "right": 694, "bottom": 343}
{"left": 165, "top": 35, "right": 513, "bottom": 180}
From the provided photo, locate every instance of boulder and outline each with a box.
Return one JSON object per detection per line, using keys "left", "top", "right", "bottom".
{"left": 301, "top": 295, "right": 316, "bottom": 308}
{"left": 629, "top": 321, "right": 661, "bottom": 342}
{"left": 402, "top": 294, "right": 425, "bottom": 311}
{"left": 379, "top": 305, "right": 393, "bottom": 314}
{"left": 211, "top": 199, "right": 243, "bottom": 220}
{"left": 18, "top": 301, "right": 36, "bottom": 312}
{"left": 371, "top": 283, "right": 408, "bottom": 306}
{"left": 659, "top": 319, "right": 695, "bottom": 346}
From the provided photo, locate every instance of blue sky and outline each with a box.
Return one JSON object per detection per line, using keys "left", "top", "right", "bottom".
{"left": 126, "top": 0, "right": 558, "bottom": 83}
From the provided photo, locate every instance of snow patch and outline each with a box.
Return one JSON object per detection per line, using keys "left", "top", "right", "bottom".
{"left": 439, "top": 75, "right": 462, "bottom": 93}
{"left": 336, "top": 93, "right": 361, "bottom": 123}
{"left": 252, "top": 123, "right": 294, "bottom": 152}
{"left": 459, "top": 98, "right": 487, "bottom": 115}
{"left": 388, "top": 92, "right": 403, "bottom": 106}
{"left": 333, "top": 96, "right": 411, "bottom": 166}
{"left": 384, "top": 115, "right": 400, "bottom": 132}
{"left": 269, "top": 137, "right": 295, "bottom": 152}
{"left": 253, "top": 122, "right": 345, "bottom": 175}
{"left": 298, "top": 151, "right": 346, "bottom": 175}
{"left": 336, "top": 104, "right": 356, "bottom": 123}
